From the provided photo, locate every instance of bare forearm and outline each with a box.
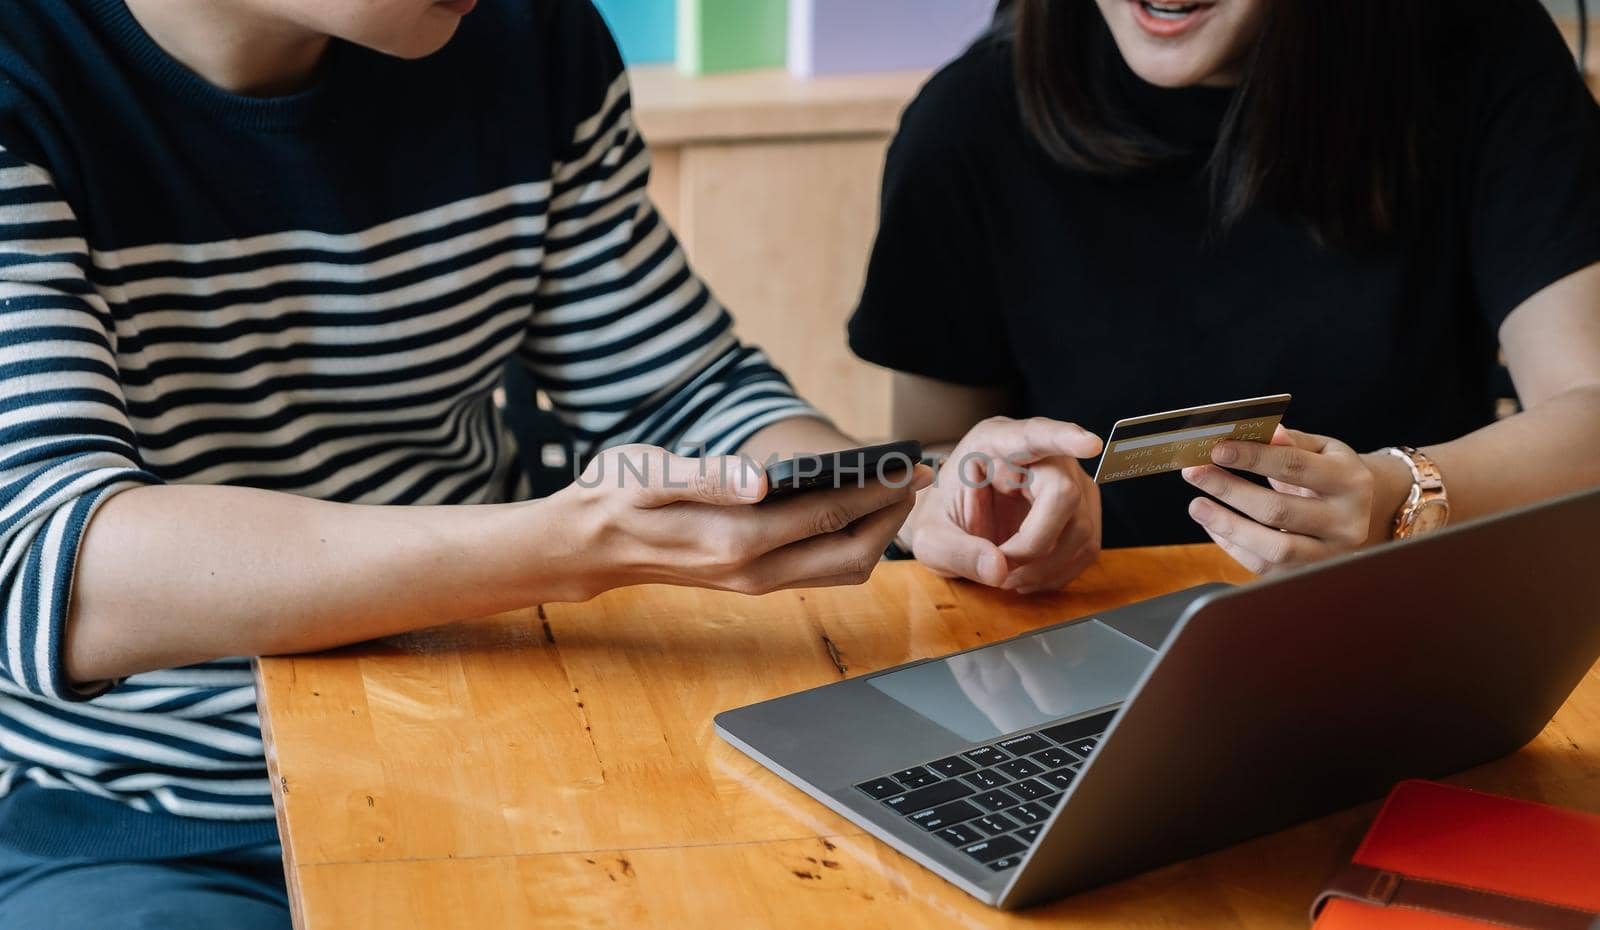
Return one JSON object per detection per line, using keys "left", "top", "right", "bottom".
{"left": 1427, "top": 385, "right": 1600, "bottom": 518}
{"left": 890, "top": 372, "right": 1015, "bottom": 447}
{"left": 738, "top": 415, "right": 858, "bottom": 463}
{"left": 1362, "top": 385, "right": 1600, "bottom": 540}
{"left": 66, "top": 416, "right": 882, "bottom": 686}
{"left": 66, "top": 485, "right": 578, "bottom": 684}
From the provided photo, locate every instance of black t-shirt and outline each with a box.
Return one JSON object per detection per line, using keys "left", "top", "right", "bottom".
{"left": 849, "top": 0, "right": 1600, "bottom": 548}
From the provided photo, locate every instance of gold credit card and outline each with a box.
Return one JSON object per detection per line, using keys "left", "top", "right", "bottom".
{"left": 1093, "top": 394, "right": 1292, "bottom": 485}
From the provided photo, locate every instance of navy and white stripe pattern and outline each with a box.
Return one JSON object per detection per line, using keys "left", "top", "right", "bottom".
{"left": 0, "top": 60, "right": 818, "bottom": 822}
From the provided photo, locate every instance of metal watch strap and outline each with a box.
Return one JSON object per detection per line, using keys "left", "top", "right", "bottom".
{"left": 1391, "top": 445, "right": 1444, "bottom": 492}
{"left": 1386, "top": 445, "right": 1447, "bottom": 539}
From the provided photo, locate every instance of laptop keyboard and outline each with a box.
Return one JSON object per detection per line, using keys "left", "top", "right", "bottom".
{"left": 852, "top": 709, "right": 1115, "bottom": 872}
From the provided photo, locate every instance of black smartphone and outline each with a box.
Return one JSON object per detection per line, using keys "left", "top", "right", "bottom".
{"left": 762, "top": 440, "right": 923, "bottom": 501}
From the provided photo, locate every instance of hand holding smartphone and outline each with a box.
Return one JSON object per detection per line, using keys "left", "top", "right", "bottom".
{"left": 763, "top": 440, "right": 924, "bottom": 501}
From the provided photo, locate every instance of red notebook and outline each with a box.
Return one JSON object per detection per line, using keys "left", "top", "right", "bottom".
{"left": 1312, "top": 780, "right": 1600, "bottom": 930}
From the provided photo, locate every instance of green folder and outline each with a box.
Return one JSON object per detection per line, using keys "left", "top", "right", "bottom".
{"left": 677, "top": 0, "right": 788, "bottom": 75}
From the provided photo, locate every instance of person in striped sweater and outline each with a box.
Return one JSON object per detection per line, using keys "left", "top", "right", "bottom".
{"left": 0, "top": 0, "right": 1112, "bottom": 924}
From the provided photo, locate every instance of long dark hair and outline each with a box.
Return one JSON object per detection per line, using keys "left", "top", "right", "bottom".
{"left": 995, "top": 1, "right": 1442, "bottom": 250}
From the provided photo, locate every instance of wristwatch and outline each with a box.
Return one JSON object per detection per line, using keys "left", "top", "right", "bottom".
{"left": 1384, "top": 446, "right": 1450, "bottom": 540}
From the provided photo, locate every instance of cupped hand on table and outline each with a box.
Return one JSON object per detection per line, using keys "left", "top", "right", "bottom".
{"left": 901, "top": 417, "right": 1105, "bottom": 594}
{"left": 550, "top": 443, "right": 934, "bottom": 600}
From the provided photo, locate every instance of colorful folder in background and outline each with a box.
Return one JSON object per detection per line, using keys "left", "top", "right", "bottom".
{"left": 677, "top": 0, "right": 788, "bottom": 75}
{"left": 788, "top": 0, "right": 993, "bottom": 77}
{"left": 593, "top": 0, "right": 676, "bottom": 65}
{"left": 1311, "top": 781, "right": 1600, "bottom": 930}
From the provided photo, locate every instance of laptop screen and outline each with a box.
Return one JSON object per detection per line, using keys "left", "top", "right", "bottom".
{"left": 866, "top": 619, "right": 1156, "bottom": 742}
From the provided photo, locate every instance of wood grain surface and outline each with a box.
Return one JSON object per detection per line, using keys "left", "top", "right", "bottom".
{"left": 256, "top": 546, "right": 1600, "bottom": 929}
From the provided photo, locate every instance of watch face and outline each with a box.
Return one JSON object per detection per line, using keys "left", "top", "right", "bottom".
{"left": 1411, "top": 501, "right": 1450, "bottom": 535}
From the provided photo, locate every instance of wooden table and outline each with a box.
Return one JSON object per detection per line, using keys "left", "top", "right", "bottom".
{"left": 256, "top": 546, "right": 1600, "bottom": 929}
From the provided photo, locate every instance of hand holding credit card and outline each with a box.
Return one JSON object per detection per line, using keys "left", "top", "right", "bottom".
{"left": 1094, "top": 394, "right": 1292, "bottom": 484}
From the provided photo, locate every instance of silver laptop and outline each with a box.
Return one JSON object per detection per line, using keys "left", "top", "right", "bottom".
{"left": 715, "top": 486, "right": 1600, "bottom": 909}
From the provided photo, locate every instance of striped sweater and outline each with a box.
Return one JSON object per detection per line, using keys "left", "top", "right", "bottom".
{"left": 0, "top": 0, "right": 817, "bottom": 857}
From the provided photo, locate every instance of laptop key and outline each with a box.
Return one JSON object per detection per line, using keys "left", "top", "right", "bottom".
{"left": 975, "top": 812, "right": 1020, "bottom": 835}
{"left": 1017, "top": 824, "right": 1043, "bottom": 842}
{"left": 970, "top": 789, "right": 1021, "bottom": 813}
{"left": 892, "top": 766, "right": 939, "bottom": 789}
{"left": 910, "top": 800, "right": 982, "bottom": 831}
{"left": 1006, "top": 778, "right": 1051, "bottom": 801}
{"left": 997, "top": 734, "right": 1051, "bottom": 756}
{"left": 963, "top": 746, "right": 1009, "bottom": 766}
{"left": 1039, "top": 793, "right": 1063, "bottom": 809}
{"left": 855, "top": 778, "right": 902, "bottom": 800}
{"left": 1010, "top": 802, "right": 1051, "bottom": 825}
{"left": 928, "top": 755, "right": 976, "bottom": 777}
{"left": 962, "top": 835, "right": 1026, "bottom": 863}
{"left": 988, "top": 855, "right": 1025, "bottom": 872}
{"left": 882, "top": 779, "right": 973, "bottom": 813}
{"left": 1063, "top": 738, "right": 1099, "bottom": 759}
{"left": 1043, "top": 769, "right": 1076, "bottom": 790}
{"left": 936, "top": 823, "right": 985, "bottom": 846}
{"left": 961, "top": 769, "right": 1008, "bottom": 790}
{"left": 1032, "top": 747, "right": 1075, "bottom": 769}
{"left": 995, "top": 758, "right": 1043, "bottom": 780}
{"left": 1040, "top": 711, "right": 1116, "bottom": 745}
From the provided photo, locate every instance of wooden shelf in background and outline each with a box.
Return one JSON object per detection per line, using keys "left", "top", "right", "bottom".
{"left": 629, "top": 66, "right": 931, "bottom": 145}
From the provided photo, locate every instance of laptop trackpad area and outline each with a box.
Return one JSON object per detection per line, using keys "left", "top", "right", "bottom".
{"left": 866, "top": 620, "right": 1156, "bottom": 742}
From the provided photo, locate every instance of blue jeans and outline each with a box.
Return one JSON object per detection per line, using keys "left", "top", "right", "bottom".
{"left": 0, "top": 842, "right": 291, "bottom": 929}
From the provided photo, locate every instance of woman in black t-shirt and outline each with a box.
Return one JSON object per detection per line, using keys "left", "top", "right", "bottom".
{"left": 852, "top": 0, "right": 1600, "bottom": 588}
